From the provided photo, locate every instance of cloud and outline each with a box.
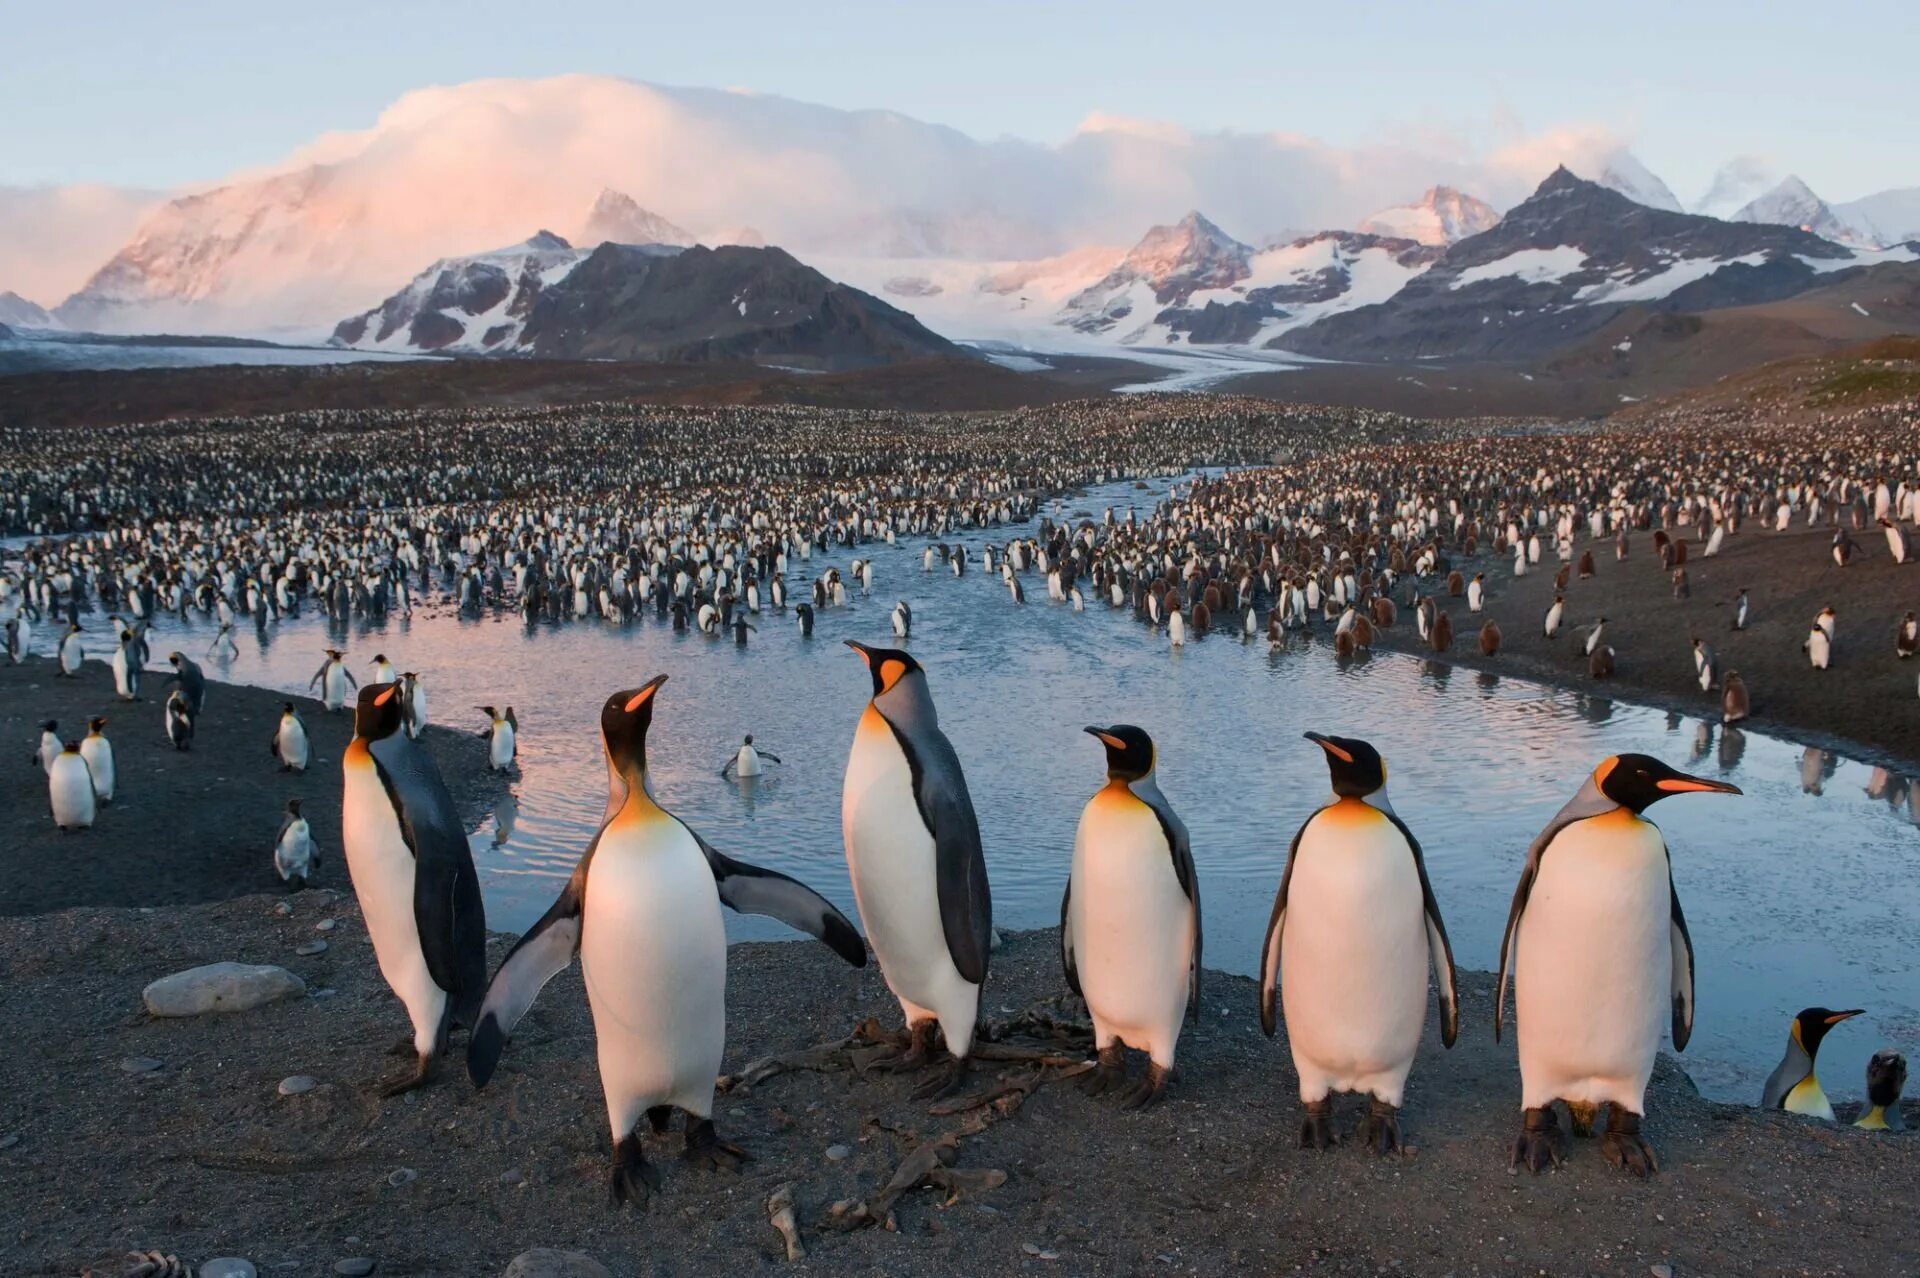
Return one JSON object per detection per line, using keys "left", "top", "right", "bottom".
{"left": 0, "top": 183, "right": 162, "bottom": 306}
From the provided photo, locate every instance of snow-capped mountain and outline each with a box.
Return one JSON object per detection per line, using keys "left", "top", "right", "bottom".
{"left": 578, "top": 189, "right": 696, "bottom": 249}
{"left": 1732, "top": 176, "right": 1881, "bottom": 247}
{"left": 1062, "top": 212, "right": 1253, "bottom": 333}
{"left": 333, "top": 234, "right": 963, "bottom": 368}
{"left": 1587, "top": 152, "right": 1685, "bottom": 213}
{"left": 1358, "top": 187, "right": 1500, "bottom": 246}
{"left": 1275, "top": 167, "right": 1917, "bottom": 361}
{"left": 330, "top": 232, "right": 596, "bottom": 352}
{"left": 0, "top": 291, "right": 57, "bottom": 330}
{"left": 1837, "top": 188, "right": 1920, "bottom": 246}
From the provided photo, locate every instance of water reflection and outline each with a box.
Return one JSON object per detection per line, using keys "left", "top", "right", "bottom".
{"left": 1718, "top": 726, "right": 1747, "bottom": 772}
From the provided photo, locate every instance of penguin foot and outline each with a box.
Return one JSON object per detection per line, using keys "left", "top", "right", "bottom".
{"left": 1299, "top": 1099, "right": 1337, "bottom": 1151}
{"left": 384, "top": 1036, "right": 417, "bottom": 1059}
{"left": 1358, "top": 1098, "right": 1402, "bottom": 1156}
{"left": 683, "top": 1119, "right": 752, "bottom": 1173}
{"left": 1566, "top": 1099, "right": 1599, "bottom": 1138}
{"left": 378, "top": 1051, "right": 436, "bottom": 1098}
{"left": 1118, "top": 1062, "right": 1171, "bottom": 1111}
{"left": 1511, "top": 1106, "right": 1565, "bottom": 1174}
{"left": 1601, "top": 1109, "right": 1660, "bottom": 1178}
{"left": 867, "top": 1021, "right": 936, "bottom": 1074}
{"left": 1080, "top": 1045, "right": 1127, "bottom": 1098}
{"left": 609, "top": 1135, "right": 662, "bottom": 1208}
{"left": 912, "top": 1055, "right": 970, "bottom": 1103}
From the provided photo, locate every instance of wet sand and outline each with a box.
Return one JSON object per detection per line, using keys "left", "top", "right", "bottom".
{"left": 1367, "top": 522, "right": 1920, "bottom": 771}
{"left": 1, "top": 657, "right": 504, "bottom": 916}
{"left": 2, "top": 898, "right": 1913, "bottom": 1277}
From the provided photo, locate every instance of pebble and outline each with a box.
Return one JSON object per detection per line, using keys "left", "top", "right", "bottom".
{"left": 1022, "top": 1243, "right": 1062, "bottom": 1261}
{"left": 201, "top": 1261, "right": 258, "bottom": 1278}
{"left": 1651, "top": 1267, "right": 1675, "bottom": 1278}
{"left": 499, "top": 1168, "right": 525, "bottom": 1186}
{"left": 334, "top": 1260, "right": 376, "bottom": 1277}
{"left": 311, "top": 988, "right": 338, "bottom": 1000}
{"left": 0, "top": 1133, "right": 18, "bottom": 1150}
{"left": 273, "top": 902, "right": 293, "bottom": 916}
{"left": 296, "top": 940, "right": 330, "bottom": 957}
{"left": 502, "top": 1250, "right": 612, "bottom": 1278}
{"left": 824, "top": 1143, "right": 851, "bottom": 1161}
{"left": 121, "top": 1056, "right": 164, "bottom": 1074}
{"left": 278, "top": 1075, "right": 319, "bottom": 1096}
{"left": 315, "top": 919, "right": 337, "bottom": 931}
{"left": 387, "top": 1167, "right": 418, "bottom": 1187}
{"left": 143, "top": 962, "right": 307, "bottom": 1016}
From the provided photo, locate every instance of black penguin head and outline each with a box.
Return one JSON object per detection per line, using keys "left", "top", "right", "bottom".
{"left": 1306, "top": 732, "right": 1386, "bottom": 797}
{"left": 744, "top": 734, "right": 754, "bottom": 745}
{"left": 370, "top": 653, "right": 387, "bottom": 665}
{"left": 353, "top": 682, "right": 407, "bottom": 740}
{"left": 41, "top": 719, "right": 56, "bottom": 733}
{"left": 89, "top": 716, "right": 106, "bottom": 732}
{"left": 602, "top": 675, "right": 667, "bottom": 778}
{"left": 1086, "top": 725, "right": 1156, "bottom": 781}
{"left": 62, "top": 740, "right": 81, "bottom": 753}
{"left": 168, "top": 651, "right": 184, "bottom": 666}
{"left": 282, "top": 702, "right": 295, "bottom": 714}
{"left": 846, "top": 641, "right": 922, "bottom": 697}
{"left": 1594, "top": 754, "right": 1742, "bottom": 813}
{"left": 1865, "top": 1050, "right": 1907, "bottom": 1107}
{"left": 1790, "top": 1006, "right": 1863, "bottom": 1058}
{"left": 286, "top": 798, "right": 303, "bottom": 817}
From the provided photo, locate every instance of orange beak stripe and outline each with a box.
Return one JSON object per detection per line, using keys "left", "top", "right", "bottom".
{"left": 1315, "top": 738, "right": 1353, "bottom": 764}
{"left": 624, "top": 686, "right": 658, "bottom": 713}
{"left": 1655, "top": 778, "right": 1734, "bottom": 793}
{"left": 1094, "top": 732, "right": 1126, "bottom": 750}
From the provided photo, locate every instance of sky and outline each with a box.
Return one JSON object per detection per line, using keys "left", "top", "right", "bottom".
{"left": 5, "top": 0, "right": 1917, "bottom": 205}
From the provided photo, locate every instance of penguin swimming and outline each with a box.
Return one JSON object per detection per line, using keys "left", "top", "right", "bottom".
{"left": 466, "top": 677, "right": 865, "bottom": 1206}
{"left": 1064, "top": 725, "right": 1199, "bottom": 1109}
{"left": 720, "top": 734, "right": 781, "bottom": 780}
{"left": 1760, "top": 1006, "right": 1863, "bottom": 1121}
{"left": 1853, "top": 1050, "right": 1907, "bottom": 1132}
{"left": 1259, "top": 733, "right": 1457, "bottom": 1152}
{"left": 1498, "top": 754, "right": 1740, "bottom": 1176}
{"left": 274, "top": 798, "right": 318, "bottom": 890}
{"left": 80, "top": 717, "right": 114, "bottom": 804}
{"left": 479, "top": 706, "right": 517, "bottom": 772}
{"left": 164, "top": 690, "right": 194, "bottom": 751}
{"left": 311, "top": 649, "right": 356, "bottom": 712}
{"left": 342, "top": 682, "right": 487, "bottom": 1095}
{"left": 48, "top": 740, "right": 96, "bottom": 831}
{"left": 841, "top": 641, "right": 991, "bottom": 1101}
{"left": 272, "top": 703, "right": 310, "bottom": 772}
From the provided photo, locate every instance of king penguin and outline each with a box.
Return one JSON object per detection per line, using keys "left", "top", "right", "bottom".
{"left": 466, "top": 676, "right": 865, "bottom": 1206}
{"left": 1063, "top": 725, "right": 1200, "bottom": 1108}
{"left": 341, "top": 681, "right": 487, "bottom": 1095}
{"left": 841, "top": 640, "right": 992, "bottom": 1100}
{"left": 80, "top": 717, "right": 114, "bottom": 804}
{"left": 1259, "top": 733, "right": 1458, "bottom": 1152}
{"left": 478, "top": 705, "right": 517, "bottom": 772}
{"left": 1853, "top": 1050, "right": 1907, "bottom": 1132}
{"left": 1498, "top": 754, "right": 1740, "bottom": 1176}
{"left": 1760, "top": 1006, "right": 1863, "bottom": 1121}
{"left": 48, "top": 740, "right": 96, "bottom": 831}
{"left": 272, "top": 703, "right": 310, "bottom": 772}
{"left": 275, "top": 798, "right": 318, "bottom": 890}
{"left": 311, "top": 649, "right": 357, "bottom": 712}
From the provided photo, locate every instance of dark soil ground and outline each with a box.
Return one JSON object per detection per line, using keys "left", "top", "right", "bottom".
{"left": 3, "top": 900, "right": 1914, "bottom": 1277}
{"left": 1368, "top": 522, "right": 1920, "bottom": 771}
{"left": 1, "top": 657, "right": 504, "bottom": 915}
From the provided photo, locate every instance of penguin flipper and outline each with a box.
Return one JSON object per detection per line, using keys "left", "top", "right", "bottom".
{"left": 691, "top": 829, "right": 866, "bottom": 968}
{"left": 1384, "top": 811, "right": 1458, "bottom": 1049}
{"left": 1144, "top": 792, "right": 1203, "bottom": 1023}
{"left": 371, "top": 740, "right": 488, "bottom": 1018}
{"left": 1059, "top": 877, "right": 1080, "bottom": 998}
{"left": 1668, "top": 868, "right": 1695, "bottom": 1052}
{"left": 468, "top": 872, "right": 586, "bottom": 1088}
{"left": 897, "top": 727, "right": 992, "bottom": 986}
{"left": 1258, "top": 819, "right": 1306, "bottom": 1038}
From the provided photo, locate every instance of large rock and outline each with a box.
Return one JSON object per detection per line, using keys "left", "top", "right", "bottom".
{"left": 142, "top": 962, "right": 306, "bottom": 1016}
{"left": 502, "top": 1250, "right": 611, "bottom": 1278}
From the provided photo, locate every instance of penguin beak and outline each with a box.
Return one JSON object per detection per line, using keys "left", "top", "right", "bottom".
{"left": 623, "top": 674, "right": 667, "bottom": 713}
{"left": 1303, "top": 731, "right": 1353, "bottom": 764}
{"left": 1827, "top": 1009, "right": 1865, "bottom": 1024}
{"left": 1084, "top": 726, "right": 1125, "bottom": 750}
{"left": 1654, "top": 773, "right": 1742, "bottom": 796}
{"left": 844, "top": 640, "right": 874, "bottom": 666}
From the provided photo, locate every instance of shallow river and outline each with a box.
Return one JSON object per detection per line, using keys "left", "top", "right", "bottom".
{"left": 13, "top": 472, "right": 1917, "bottom": 1104}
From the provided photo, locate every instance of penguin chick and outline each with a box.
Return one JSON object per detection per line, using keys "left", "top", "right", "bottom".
{"left": 1853, "top": 1050, "right": 1907, "bottom": 1132}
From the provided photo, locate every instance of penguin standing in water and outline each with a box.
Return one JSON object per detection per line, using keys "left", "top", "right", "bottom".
{"left": 48, "top": 740, "right": 96, "bottom": 831}
{"left": 272, "top": 703, "right": 310, "bottom": 772}
{"left": 840, "top": 641, "right": 991, "bottom": 1100}
{"left": 275, "top": 798, "right": 318, "bottom": 890}
{"left": 891, "top": 601, "right": 912, "bottom": 639}
{"left": 720, "top": 734, "right": 781, "bottom": 780}
{"left": 1760, "top": 1007, "right": 1863, "bottom": 1121}
{"left": 341, "top": 682, "right": 487, "bottom": 1095}
{"left": 795, "top": 602, "right": 815, "bottom": 638}
{"left": 1853, "top": 1051, "right": 1907, "bottom": 1132}
{"left": 478, "top": 706, "right": 517, "bottom": 772}
{"left": 1499, "top": 755, "right": 1741, "bottom": 1176}
{"left": 1259, "top": 733, "right": 1458, "bottom": 1152}
{"left": 1063, "top": 725, "right": 1199, "bottom": 1108}
{"left": 80, "top": 718, "right": 114, "bottom": 804}
{"left": 311, "top": 649, "right": 356, "bottom": 712}
{"left": 467, "top": 677, "right": 865, "bottom": 1206}
{"left": 401, "top": 671, "right": 429, "bottom": 739}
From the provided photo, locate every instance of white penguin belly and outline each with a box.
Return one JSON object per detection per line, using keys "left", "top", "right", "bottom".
{"left": 842, "top": 708, "right": 976, "bottom": 1027}
{"left": 279, "top": 722, "right": 309, "bottom": 769}
{"left": 581, "top": 808, "right": 727, "bottom": 1137}
{"left": 1069, "top": 791, "right": 1191, "bottom": 1066}
{"left": 324, "top": 668, "right": 347, "bottom": 708}
{"left": 1514, "top": 812, "right": 1669, "bottom": 1112}
{"left": 1279, "top": 803, "right": 1428, "bottom": 1105}
{"left": 49, "top": 756, "right": 96, "bottom": 828}
{"left": 342, "top": 746, "right": 446, "bottom": 1052}
{"left": 80, "top": 740, "right": 114, "bottom": 802}
{"left": 489, "top": 724, "right": 514, "bottom": 770}
{"left": 735, "top": 745, "right": 762, "bottom": 778}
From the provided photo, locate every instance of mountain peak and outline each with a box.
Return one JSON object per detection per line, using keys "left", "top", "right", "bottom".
{"left": 579, "top": 189, "right": 696, "bottom": 249}
{"left": 525, "top": 230, "right": 573, "bottom": 251}
{"left": 1360, "top": 186, "right": 1500, "bottom": 245}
